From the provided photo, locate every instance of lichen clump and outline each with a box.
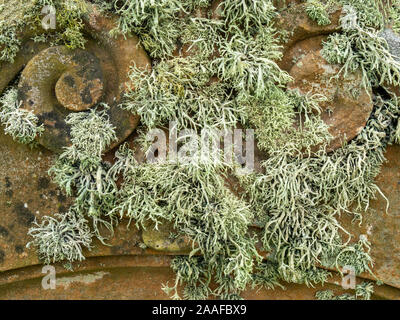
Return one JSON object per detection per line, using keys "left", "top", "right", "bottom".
{"left": 0, "top": 0, "right": 87, "bottom": 63}
{"left": 0, "top": 0, "right": 399, "bottom": 300}
{"left": 27, "top": 209, "right": 93, "bottom": 264}
{"left": 0, "top": 88, "right": 44, "bottom": 144}
{"left": 316, "top": 281, "right": 375, "bottom": 300}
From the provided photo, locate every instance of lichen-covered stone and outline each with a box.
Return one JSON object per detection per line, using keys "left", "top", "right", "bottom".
{"left": 276, "top": 4, "right": 373, "bottom": 152}
{"left": 142, "top": 221, "right": 193, "bottom": 254}
{"left": 0, "top": 3, "right": 151, "bottom": 153}
{"left": 380, "top": 28, "right": 400, "bottom": 62}
{"left": 287, "top": 37, "right": 373, "bottom": 152}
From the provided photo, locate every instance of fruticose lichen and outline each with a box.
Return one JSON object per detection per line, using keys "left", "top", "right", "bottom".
{"left": 305, "top": 0, "right": 331, "bottom": 26}
{"left": 48, "top": 105, "right": 118, "bottom": 242}
{"left": 0, "top": 0, "right": 399, "bottom": 300}
{"left": 27, "top": 208, "right": 93, "bottom": 264}
{"left": 0, "top": 0, "right": 87, "bottom": 62}
{"left": 315, "top": 281, "right": 375, "bottom": 300}
{"left": 322, "top": 5, "right": 400, "bottom": 90}
{"left": 0, "top": 87, "right": 44, "bottom": 144}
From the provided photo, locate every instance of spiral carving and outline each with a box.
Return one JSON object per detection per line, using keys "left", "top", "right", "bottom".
{"left": 0, "top": 3, "right": 151, "bottom": 153}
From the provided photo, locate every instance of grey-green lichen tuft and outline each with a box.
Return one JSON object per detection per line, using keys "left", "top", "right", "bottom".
{"left": 0, "top": 87, "right": 44, "bottom": 144}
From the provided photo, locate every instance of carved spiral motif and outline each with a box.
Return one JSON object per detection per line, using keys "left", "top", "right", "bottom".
{"left": 0, "top": 4, "right": 151, "bottom": 153}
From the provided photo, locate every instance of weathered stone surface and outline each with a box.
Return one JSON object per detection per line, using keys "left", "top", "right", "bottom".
{"left": 0, "top": 129, "right": 64, "bottom": 272}
{"left": 55, "top": 60, "right": 104, "bottom": 112}
{"left": 287, "top": 37, "right": 373, "bottom": 152}
{"left": 276, "top": 4, "right": 374, "bottom": 152}
{"left": 381, "top": 28, "right": 400, "bottom": 97}
{"left": 0, "top": 255, "right": 396, "bottom": 299}
{"left": 0, "top": 3, "right": 150, "bottom": 153}
{"left": 142, "top": 220, "right": 193, "bottom": 253}
{"left": 337, "top": 144, "right": 400, "bottom": 290}
{"left": 276, "top": 3, "right": 342, "bottom": 69}
{"left": 380, "top": 28, "right": 400, "bottom": 62}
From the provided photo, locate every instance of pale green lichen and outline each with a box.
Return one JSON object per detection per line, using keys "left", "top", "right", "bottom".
{"left": 238, "top": 95, "right": 398, "bottom": 285}
{"left": 54, "top": 0, "right": 88, "bottom": 49}
{"left": 108, "top": 0, "right": 398, "bottom": 299}
{"left": 212, "top": 27, "right": 291, "bottom": 99}
{"left": 339, "top": 0, "right": 385, "bottom": 30}
{"left": 181, "top": 17, "right": 225, "bottom": 59}
{"left": 114, "top": 0, "right": 340, "bottom": 295}
{"left": 242, "top": 88, "right": 331, "bottom": 154}
{"left": 109, "top": 144, "right": 261, "bottom": 299}
{"left": 47, "top": 106, "right": 117, "bottom": 243}
{"left": 305, "top": 0, "right": 331, "bottom": 26}
{"left": 219, "top": 0, "right": 276, "bottom": 34}
{"left": 315, "top": 281, "right": 375, "bottom": 300}
{"left": 124, "top": 57, "right": 245, "bottom": 132}
{"left": 0, "top": 0, "right": 33, "bottom": 62}
{"left": 0, "top": 0, "right": 88, "bottom": 62}
{"left": 26, "top": 208, "right": 93, "bottom": 264}
{"left": 32, "top": 0, "right": 88, "bottom": 49}
{"left": 389, "top": 0, "right": 400, "bottom": 34}
{"left": 108, "top": 0, "right": 207, "bottom": 58}
{"left": 322, "top": 236, "right": 374, "bottom": 276}
{"left": 0, "top": 26, "right": 21, "bottom": 62}
{"left": 66, "top": 104, "right": 117, "bottom": 159}
{"left": 252, "top": 260, "right": 332, "bottom": 290}
{"left": 321, "top": 5, "right": 400, "bottom": 89}
{"left": 163, "top": 256, "right": 211, "bottom": 300}
{"left": 0, "top": 87, "right": 44, "bottom": 144}
{"left": 251, "top": 261, "right": 286, "bottom": 290}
